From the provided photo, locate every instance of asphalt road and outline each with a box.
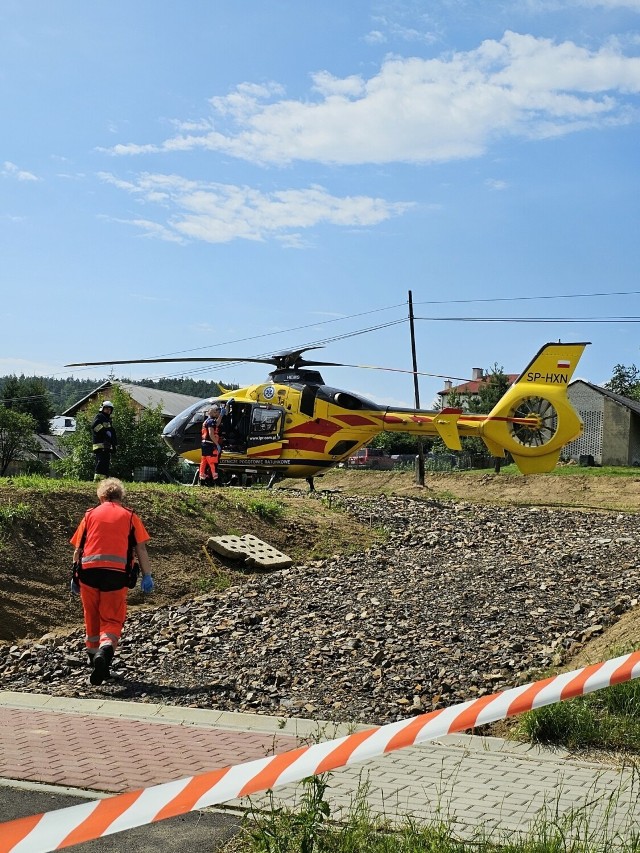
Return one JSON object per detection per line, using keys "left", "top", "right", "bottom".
{"left": 0, "top": 784, "right": 241, "bottom": 852}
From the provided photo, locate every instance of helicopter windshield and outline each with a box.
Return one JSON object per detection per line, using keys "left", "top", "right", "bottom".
{"left": 184, "top": 401, "right": 220, "bottom": 433}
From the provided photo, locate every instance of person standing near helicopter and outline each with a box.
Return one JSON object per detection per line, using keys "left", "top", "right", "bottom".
{"left": 199, "top": 404, "right": 222, "bottom": 485}
{"left": 91, "top": 401, "right": 117, "bottom": 482}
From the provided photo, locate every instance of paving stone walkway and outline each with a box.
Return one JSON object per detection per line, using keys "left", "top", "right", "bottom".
{"left": 1, "top": 691, "right": 639, "bottom": 847}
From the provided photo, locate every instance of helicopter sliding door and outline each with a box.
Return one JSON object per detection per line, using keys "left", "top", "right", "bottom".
{"left": 220, "top": 402, "right": 285, "bottom": 457}
{"left": 246, "top": 404, "right": 285, "bottom": 457}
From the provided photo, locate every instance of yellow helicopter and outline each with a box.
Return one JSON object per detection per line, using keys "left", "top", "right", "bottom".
{"left": 67, "top": 340, "right": 588, "bottom": 488}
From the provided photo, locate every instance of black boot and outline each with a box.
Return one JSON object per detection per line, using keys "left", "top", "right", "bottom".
{"left": 87, "top": 651, "right": 96, "bottom": 669}
{"left": 90, "top": 645, "right": 114, "bottom": 686}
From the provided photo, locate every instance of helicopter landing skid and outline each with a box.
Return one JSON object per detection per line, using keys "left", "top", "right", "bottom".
{"left": 266, "top": 471, "right": 284, "bottom": 490}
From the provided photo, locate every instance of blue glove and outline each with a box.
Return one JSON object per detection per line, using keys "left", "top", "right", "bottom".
{"left": 141, "top": 574, "right": 154, "bottom": 593}
{"left": 70, "top": 578, "right": 80, "bottom": 595}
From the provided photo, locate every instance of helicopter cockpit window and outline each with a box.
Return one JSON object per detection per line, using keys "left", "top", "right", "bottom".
{"left": 315, "top": 386, "right": 381, "bottom": 411}
{"left": 183, "top": 402, "right": 212, "bottom": 437}
{"left": 250, "top": 407, "right": 283, "bottom": 436}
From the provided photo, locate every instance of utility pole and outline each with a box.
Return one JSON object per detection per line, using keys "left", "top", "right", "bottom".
{"left": 408, "top": 290, "right": 425, "bottom": 485}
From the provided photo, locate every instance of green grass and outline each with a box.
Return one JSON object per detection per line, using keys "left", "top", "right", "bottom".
{"left": 196, "top": 570, "right": 233, "bottom": 593}
{"left": 478, "top": 464, "right": 640, "bottom": 478}
{"left": 245, "top": 496, "right": 285, "bottom": 522}
{"left": 514, "top": 676, "right": 640, "bottom": 752}
{"left": 0, "top": 501, "right": 32, "bottom": 528}
{"left": 226, "top": 774, "right": 640, "bottom": 853}
{"left": 174, "top": 492, "right": 204, "bottom": 517}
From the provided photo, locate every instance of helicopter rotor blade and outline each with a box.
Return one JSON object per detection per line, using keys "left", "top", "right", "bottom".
{"left": 65, "top": 346, "right": 328, "bottom": 370}
{"left": 337, "top": 363, "right": 472, "bottom": 382}
{"left": 65, "top": 348, "right": 475, "bottom": 383}
{"left": 64, "top": 357, "right": 278, "bottom": 367}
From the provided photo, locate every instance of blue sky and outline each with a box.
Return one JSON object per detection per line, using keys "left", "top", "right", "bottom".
{"left": 2, "top": 0, "right": 639, "bottom": 409}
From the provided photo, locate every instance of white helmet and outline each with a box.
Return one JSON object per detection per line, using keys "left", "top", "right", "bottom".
{"left": 102, "top": 400, "right": 114, "bottom": 409}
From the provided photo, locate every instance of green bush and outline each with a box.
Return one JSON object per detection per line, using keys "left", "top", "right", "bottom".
{"left": 54, "top": 386, "right": 177, "bottom": 481}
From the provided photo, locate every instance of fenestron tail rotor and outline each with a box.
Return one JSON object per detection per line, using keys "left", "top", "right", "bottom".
{"left": 509, "top": 397, "right": 559, "bottom": 448}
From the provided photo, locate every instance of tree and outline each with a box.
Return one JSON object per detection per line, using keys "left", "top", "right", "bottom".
{"left": 370, "top": 431, "right": 432, "bottom": 455}
{"left": 467, "top": 363, "right": 510, "bottom": 414}
{"left": 605, "top": 364, "right": 640, "bottom": 401}
{"left": 431, "top": 365, "right": 510, "bottom": 459}
{"left": 56, "top": 385, "right": 178, "bottom": 481}
{"left": 0, "top": 408, "right": 37, "bottom": 475}
{"left": 0, "top": 375, "right": 55, "bottom": 433}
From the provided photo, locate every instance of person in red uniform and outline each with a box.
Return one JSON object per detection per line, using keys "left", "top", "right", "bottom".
{"left": 70, "top": 478, "right": 154, "bottom": 685}
{"left": 199, "top": 404, "right": 222, "bottom": 485}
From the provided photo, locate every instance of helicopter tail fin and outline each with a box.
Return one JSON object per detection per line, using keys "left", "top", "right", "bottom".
{"left": 479, "top": 342, "right": 589, "bottom": 474}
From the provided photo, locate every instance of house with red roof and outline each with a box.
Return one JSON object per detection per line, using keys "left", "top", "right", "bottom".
{"left": 437, "top": 367, "right": 519, "bottom": 410}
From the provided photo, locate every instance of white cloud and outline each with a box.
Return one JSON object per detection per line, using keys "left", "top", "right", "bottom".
{"left": 485, "top": 178, "right": 509, "bottom": 190}
{"left": 364, "top": 30, "right": 387, "bottom": 45}
{"left": 107, "top": 32, "right": 640, "bottom": 166}
{"left": 98, "top": 172, "right": 413, "bottom": 244}
{"left": 2, "top": 161, "right": 39, "bottom": 181}
{"left": 572, "top": 0, "right": 640, "bottom": 8}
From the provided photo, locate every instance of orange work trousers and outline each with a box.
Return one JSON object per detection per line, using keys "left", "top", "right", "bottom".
{"left": 199, "top": 449, "right": 219, "bottom": 481}
{"left": 80, "top": 584, "right": 128, "bottom": 652}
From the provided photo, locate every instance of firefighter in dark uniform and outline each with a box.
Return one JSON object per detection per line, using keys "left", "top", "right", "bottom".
{"left": 91, "top": 401, "right": 117, "bottom": 482}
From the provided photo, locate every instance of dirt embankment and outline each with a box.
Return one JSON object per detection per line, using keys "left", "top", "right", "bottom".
{"left": 310, "top": 467, "right": 640, "bottom": 513}
{"left": 1, "top": 470, "right": 639, "bottom": 663}
{"left": 0, "top": 481, "right": 378, "bottom": 642}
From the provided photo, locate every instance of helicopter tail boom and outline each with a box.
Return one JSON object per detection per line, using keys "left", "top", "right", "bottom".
{"left": 379, "top": 342, "right": 588, "bottom": 474}
{"left": 478, "top": 341, "right": 589, "bottom": 473}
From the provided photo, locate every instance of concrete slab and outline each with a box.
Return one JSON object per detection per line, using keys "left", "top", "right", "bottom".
{"left": 206, "top": 534, "right": 293, "bottom": 568}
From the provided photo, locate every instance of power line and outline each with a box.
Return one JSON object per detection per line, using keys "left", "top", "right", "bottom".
{"left": 414, "top": 289, "right": 640, "bottom": 306}
{"left": 98, "top": 287, "right": 640, "bottom": 362}
{"left": 152, "top": 302, "right": 409, "bottom": 359}
{"left": 415, "top": 316, "right": 640, "bottom": 323}
{"left": 0, "top": 395, "right": 51, "bottom": 404}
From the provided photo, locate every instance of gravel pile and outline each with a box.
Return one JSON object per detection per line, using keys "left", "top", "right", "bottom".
{"left": 1, "top": 495, "right": 638, "bottom": 725}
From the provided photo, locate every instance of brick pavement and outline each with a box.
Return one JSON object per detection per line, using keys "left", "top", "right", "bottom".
{"left": 2, "top": 692, "right": 640, "bottom": 846}
{"left": 0, "top": 705, "right": 298, "bottom": 793}
{"left": 242, "top": 736, "right": 640, "bottom": 841}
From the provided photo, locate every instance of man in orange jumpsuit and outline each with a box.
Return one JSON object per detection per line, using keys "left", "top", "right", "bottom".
{"left": 70, "top": 478, "right": 154, "bottom": 685}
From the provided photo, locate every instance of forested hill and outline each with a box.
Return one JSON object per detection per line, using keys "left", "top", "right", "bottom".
{"left": 0, "top": 375, "right": 235, "bottom": 415}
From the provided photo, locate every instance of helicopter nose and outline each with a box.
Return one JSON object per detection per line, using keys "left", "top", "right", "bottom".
{"left": 162, "top": 417, "right": 195, "bottom": 455}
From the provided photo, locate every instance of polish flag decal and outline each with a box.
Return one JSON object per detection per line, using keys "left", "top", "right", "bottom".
{"left": 557, "top": 359, "right": 570, "bottom": 369}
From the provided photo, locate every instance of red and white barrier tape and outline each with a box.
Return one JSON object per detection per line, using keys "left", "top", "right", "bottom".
{"left": 2, "top": 650, "right": 639, "bottom": 853}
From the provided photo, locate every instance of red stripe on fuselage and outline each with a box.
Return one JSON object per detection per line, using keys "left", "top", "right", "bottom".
{"left": 287, "top": 419, "right": 341, "bottom": 437}
{"left": 286, "top": 437, "right": 327, "bottom": 453}
{"left": 334, "top": 414, "right": 378, "bottom": 426}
